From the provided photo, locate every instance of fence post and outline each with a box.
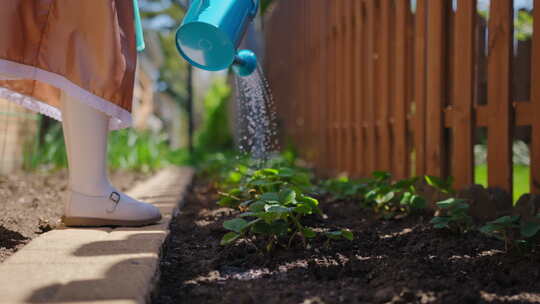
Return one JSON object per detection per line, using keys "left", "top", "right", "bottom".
{"left": 425, "top": 0, "right": 448, "bottom": 178}
{"left": 451, "top": 0, "right": 476, "bottom": 189}
{"left": 393, "top": 0, "right": 409, "bottom": 180}
{"left": 487, "top": 0, "right": 514, "bottom": 193}
{"left": 531, "top": 0, "right": 540, "bottom": 194}
{"left": 378, "top": 0, "right": 392, "bottom": 173}
{"left": 353, "top": 0, "right": 366, "bottom": 177}
{"left": 414, "top": 0, "right": 427, "bottom": 177}
{"left": 366, "top": 0, "right": 378, "bottom": 174}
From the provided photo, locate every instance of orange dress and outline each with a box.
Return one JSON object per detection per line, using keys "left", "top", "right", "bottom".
{"left": 0, "top": 0, "right": 137, "bottom": 130}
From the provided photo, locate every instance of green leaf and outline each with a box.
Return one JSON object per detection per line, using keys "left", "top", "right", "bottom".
{"left": 325, "top": 230, "right": 353, "bottom": 240}
{"left": 252, "top": 220, "right": 289, "bottom": 236}
{"left": 298, "top": 195, "right": 319, "bottom": 208}
{"left": 257, "top": 168, "right": 279, "bottom": 176}
{"left": 410, "top": 195, "right": 427, "bottom": 209}
{"left": 491, "top": 215, "right": 519, "bottom": 226}
{"left": 260, "top": 192, "right": 280, "bottom": 201}
{"left": 365, "top": 189, "right": 378, "bottom": 202}
{"left": 239, "top": 200, "right": 254, "bottom": 209}
{"left": 479, "top": 224, "right": 498, "bottom": 235}
{"left": 257, "top": 211, "right": 282, "bottom": 223}
{"left": 248, "top": 200, "right": 266, "bottom": 212}
{"left": 279, "top": 189, "right": 297, "bottom": 204}
{"left": 223, "top": 218, "right": 249, "bottom": 233}
{"left": 521, "top": 221, "right": 540, "bottom": 238}
{"left": 294, "top": 204, "right": 312, "bottom": 214}
{"left": 220, "top": 232, "right": 240, "bottom": 245}
{"left": 277, "top": 167, "right": 294, "bottom": 177}
{"left": 341, "top": 230, "right": 354, "bottom": 240}
{"left": 430, "top": 216, "right": 450, "bottom": 229}
{"left": 436, "top": 198, "right": 466, "bottom": 209}
{"left": 376, "top": 191, "right": 395, "bottom": 204}
{"left": 373, "top": 171, "right": 391, "bottom": 181}
{"left": 302, "top": 228, "right": 317, "bottom": 238}
{"left": 325, "top": 231, "right": 343, "bottom": 240}
{"left": 265, "top": 205, "right": 292, "bottom": 214}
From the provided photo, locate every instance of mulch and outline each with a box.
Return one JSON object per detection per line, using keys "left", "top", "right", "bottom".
{"left": 153, "top": 179, "right": 540, "bottom": 304}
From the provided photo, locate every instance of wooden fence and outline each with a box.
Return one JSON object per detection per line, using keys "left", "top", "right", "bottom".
{"left": 264, "top": 0, "right": 540, "bottom": 195}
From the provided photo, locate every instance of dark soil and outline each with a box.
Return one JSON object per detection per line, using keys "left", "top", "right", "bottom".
{"left": 0, "top": 169, "right": 150, "bottom": 263}
{"left": 153, "top": 180, "right": 540, "bottom": 304}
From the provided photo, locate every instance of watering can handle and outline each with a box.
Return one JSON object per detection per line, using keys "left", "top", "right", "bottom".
{"left": 250, "top": 0, "right": 260, "bottom": 18}
{"left": 133, "top": 0, "right": 145, "bottom": 52}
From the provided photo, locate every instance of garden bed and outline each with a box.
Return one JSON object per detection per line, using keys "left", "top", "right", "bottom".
{"left": 0, "top": 169, "right": 151, "bottom": 263}
{"left": 153, "top": 179, "right": 540, "bottom": 304}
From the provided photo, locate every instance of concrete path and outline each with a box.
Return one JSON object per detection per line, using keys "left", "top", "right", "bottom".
{"left": 0, "top": 166, "right": 194, "bottom": 304}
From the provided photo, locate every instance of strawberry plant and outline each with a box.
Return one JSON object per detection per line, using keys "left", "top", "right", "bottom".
{"left": 430, "top": 198, "right": 473, "bottom": 233}
{"left": 363, "top": 172, "right": 426, "bottom": 219}
{"left": 218, "top": 166, "right": 314, "bottom": 209}
{"left": 221, "top": 187, "right": 352, "bottom": 251}
{"left": 480, "top": 214, "right": 540, "bottom": 252}
{"left": 320, "top": 177, "right": 367, "bottom": 201}
{"left": 217, "top": 162, "right": 352, "bottom": 251}
{"left": 479, "top": 216, "right": 521, "bottom": 252}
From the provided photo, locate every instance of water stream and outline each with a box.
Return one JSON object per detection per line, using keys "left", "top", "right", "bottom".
{"left": 235, "top": 65, "right": 278, "bottom": 160}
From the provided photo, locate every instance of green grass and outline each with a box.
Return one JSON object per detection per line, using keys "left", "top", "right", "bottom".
{"left": 475, "top": 164, "right": 530, "bottom": 202}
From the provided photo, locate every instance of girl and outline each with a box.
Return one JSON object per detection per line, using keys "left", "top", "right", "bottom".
{"left": 0, "top": 0, "right": 162, "bottom": 227}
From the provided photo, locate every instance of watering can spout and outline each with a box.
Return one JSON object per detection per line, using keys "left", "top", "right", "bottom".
{"left": 175, "top": 0, "right": 259, "bottom": 76}
{"left": 233, "top": 50, "right": 258, "bottom": 77}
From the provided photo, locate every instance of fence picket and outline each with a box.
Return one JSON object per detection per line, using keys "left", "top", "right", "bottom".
{"left": 366, "top": 0, "right": 377, "bottom": 173}
{"left": 451, "top": 0, "right": 476, "bottom": 189}
{"left": 487, "top": 0, "right": 514, "bottom": 193}
{"left": 394, "top": 0, "right": 409, "bottom": 180}
{"left": 425, "top": 0, "right": 448, "bottom": 177}
{"left": 414, "top": 0, "right": 427, "bottom": 176}
{"left": 378, "top": 0, "right": 392, "bottom": 173}
{"left": 353, "top": 0, "right": 366, "bottom": 177}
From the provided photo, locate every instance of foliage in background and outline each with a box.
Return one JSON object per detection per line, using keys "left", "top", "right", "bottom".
{"left": 195, "top": 79, "right": 234, "bottom": 152}
{"left": 140, "top": 1, "right": 189, "bottom": 105}
{"left": 24, "top": 122, "right": 67, "bottom": 170}
{"left": 24, "top": 122, "right": 189, "bottom": 173}
{"left": 107, "top": 129, "right": 189, "bottom": 172}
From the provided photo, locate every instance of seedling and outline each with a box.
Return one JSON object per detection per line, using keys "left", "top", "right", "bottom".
{"left": 217, "top": 165, "right": 314, "bottom": 208}
{"left": 320, "top": 177, "right": 366, "bottom": 201}
{"left": 480, "top": 216, "right": 520, "bottom": 252}
{"left": 480, "top": 214, "right": 540, "bottom": 252}
{"left": 221, "top": 188, "right": 351, "bottom": 251}
{"left": 363, "top": 172, "right": 426, "bottom": 219}
{"left": 430, "top": 198, "right": 472, "bottom": 233}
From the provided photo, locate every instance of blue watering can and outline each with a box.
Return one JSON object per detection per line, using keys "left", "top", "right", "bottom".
{"left": 175, "top": 0, "right": 259, "bottom": 76}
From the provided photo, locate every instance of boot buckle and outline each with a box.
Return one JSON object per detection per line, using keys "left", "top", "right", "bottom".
{"left": 107, "top": 191, "right": 121, "bottom": 213}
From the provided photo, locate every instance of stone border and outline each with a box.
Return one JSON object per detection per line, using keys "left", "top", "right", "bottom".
{"left": 0, "top": 166, "right": 193, "bottom": 304}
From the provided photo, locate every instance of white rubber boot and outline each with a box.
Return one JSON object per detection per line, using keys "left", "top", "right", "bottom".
{"left": 60, "top": 92, "right": 161, "bottom": 227}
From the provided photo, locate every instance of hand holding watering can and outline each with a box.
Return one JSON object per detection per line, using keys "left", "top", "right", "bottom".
{"left": 175, "top": 0, "right": 259, "bottom": 76}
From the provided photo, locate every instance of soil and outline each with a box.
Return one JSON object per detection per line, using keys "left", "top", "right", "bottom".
{"left": 0, "top": 169, "right": 151, "bottom": 263}
{"left": 153, "top": 180, "right": 540, "bottom": 304}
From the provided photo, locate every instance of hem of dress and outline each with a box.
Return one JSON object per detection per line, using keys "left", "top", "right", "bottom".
{"left": 0, "top": 58, "right": 132, "bottom": 130}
